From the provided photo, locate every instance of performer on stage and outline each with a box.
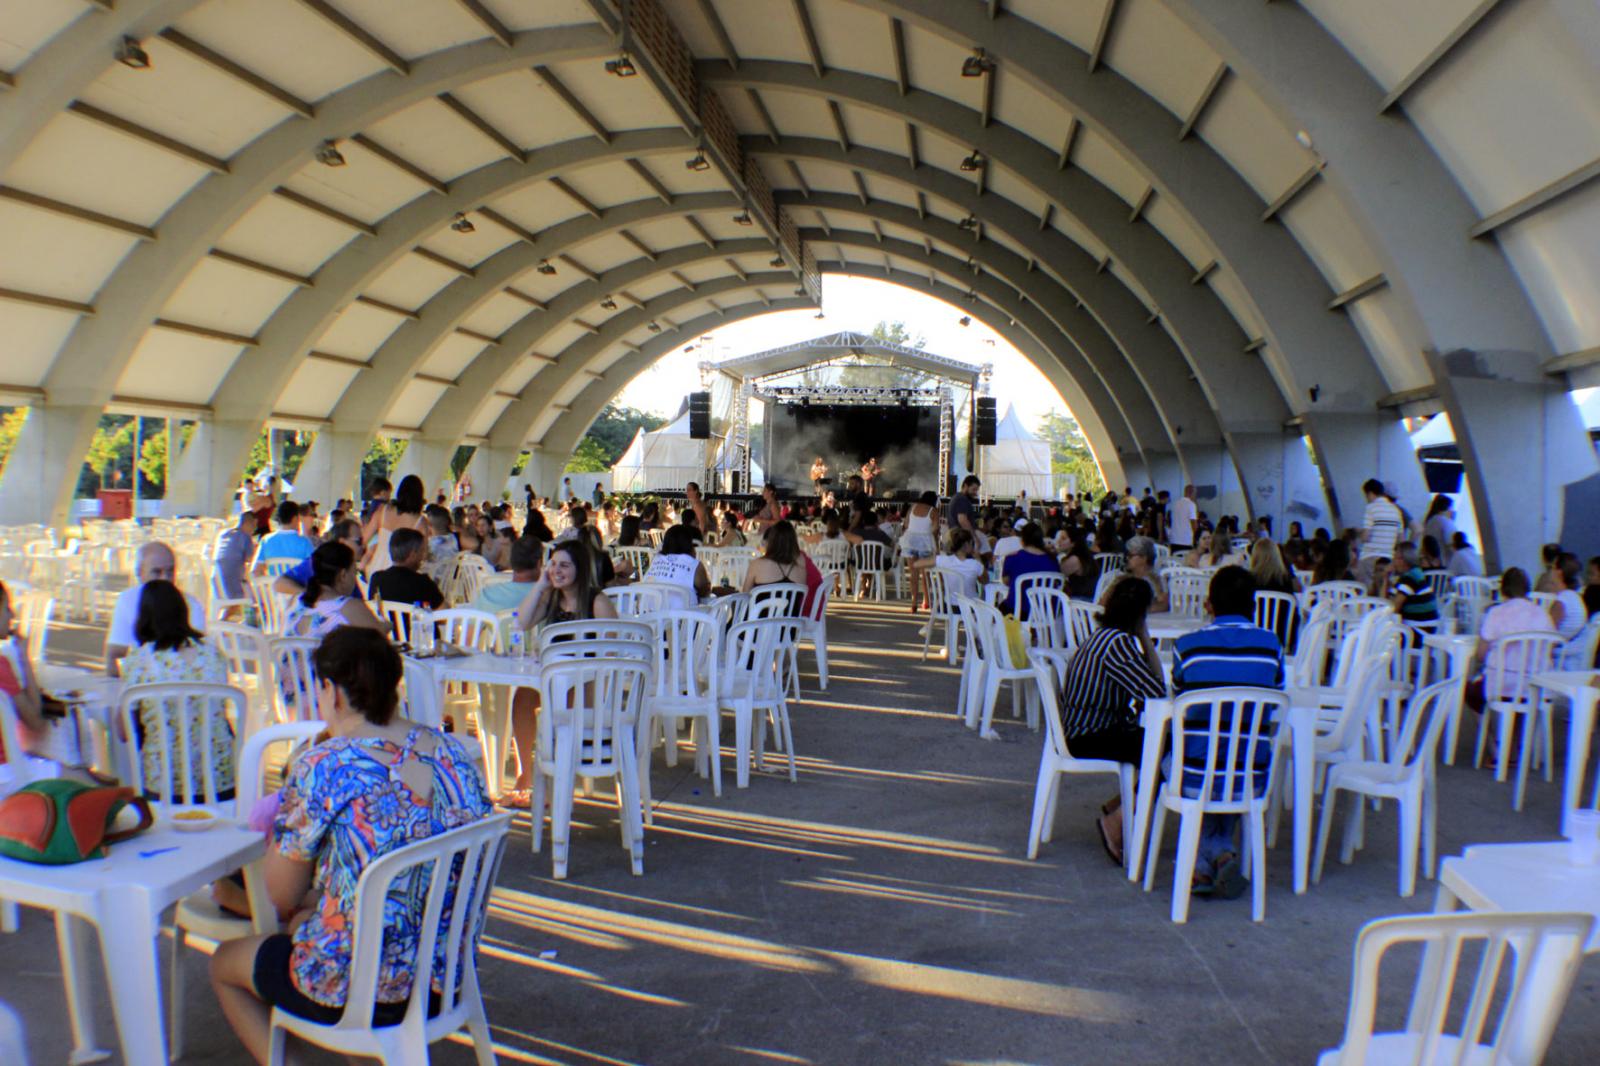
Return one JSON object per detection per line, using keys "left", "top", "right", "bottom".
{"left": 810, "top": 456, "right": 828, "bottom": 496}
{"left": 860, "top": 457, "right": 882, "bottom": 496}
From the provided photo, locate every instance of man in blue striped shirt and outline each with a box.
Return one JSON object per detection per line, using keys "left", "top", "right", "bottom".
{"left": 1170, "top": 566, "right": 1285, "bottom": 899}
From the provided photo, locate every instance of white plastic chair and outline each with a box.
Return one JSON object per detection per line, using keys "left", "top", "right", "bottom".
{"left": 1314, "top": 678, "right": 1462, "bottom": 898}
{"left": 536, "top": 619, "right": 654, "bottom": 653}
{"left": 851, "top": 541, "right": 889, "bottom": 601}
{"left": 1094, "top": 552, "right": 1126, "bottom": 576}
{"left": 797, "top": 582, "right": 831, "bottom": 691}
{"left": 1064, "top": 600, "right": 1101, "bottom": 651}
{"left": 1316, "top": 910, "right": 1593, "bottom": 1066}
{"left": 718, "top": 618, "right": 795, "bottom": 787}
{"left": 1089, "top": 569, "right": 1121, "bottom": 607}
{"left": 949, "top": 595, "right": 990, "bottom": 725}
{"left": 115, "top": 682, "right": 245, "bottom": 809}
{"left": 612, "top": 545, "right": 656, "bottom": 575}
{"left": 637, "top": 579, "right": 697, "bottom": 611}
{"left": 169, "top": 720, "right": 324, "bottom": 1058}
{"left": 1166, "top": 572, "right": 1208, "bottom": 617}
{"left": 1142, "top": 687, "right": 1290, "bottom": 923}
{"left": 267, "top": 812, "right": 512, "bottom": 1065}
{"left": 606, "top": 584, "right": 668, "bottom": 618}
{"left": 270, "top": 635, "right": 321, "bottom": 723}
{"left": 1474, "top": 630, "right": 1563, "bottom": 810}
{"left": 639, "top": 610, "right": 722, "bottom": 818}
{"left": 528, "top": 657, "right": 650, "bottom": 878}
{"left": 967, "top": 598, "right": 1039, "bottom": 737}
{"left": 1011, "top": 571, "right": 1064, "bottom": 620}
{"left": 1253, "top": 590, "right": 1300, "bottom": 650}
{"left": 378, "top": 600, "right": 421, "bottom": 644}
{"left": 1451, "top": 574, "right": 1498, "bottom": 633}
{"left": 1025, "top": 650, "right": 1134, "bottom": 869}
{"left": 1022, "top": 585, "right": 1073, "bottom": 651}
{"left": 922, "top": 568, "right": 961, "bottom": 662}
{"left": 210, "top": 620, "right": 275, "bottom": 738}
{"left": 249, "top": 575, "right": 292, "bottom": 635}
{"left": 812, "top": 538, "right": 850, "bottom": 595}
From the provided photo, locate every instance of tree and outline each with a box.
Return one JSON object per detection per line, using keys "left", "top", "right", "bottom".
{"left": 572, "top": 404, "right": 667, "bottom": 469}
{"left": 1035, "top": 409, "right": 1105, "bottom": 498}
{"left": 836, "top": 320, "right": 934, "bottom": 389}
{"left": 0, "top": 407, "right": 27, "bottom": 476}
{"left": 565, "top": 435, "right": 612, "bottom": 472}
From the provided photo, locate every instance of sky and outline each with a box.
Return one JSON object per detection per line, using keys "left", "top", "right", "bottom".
{"left": 612, "top": 275, "right": 1071, "bottom": 432}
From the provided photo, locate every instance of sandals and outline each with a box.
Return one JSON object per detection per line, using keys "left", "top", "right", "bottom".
{"left": 1094, "top": 814, "right": 1124, "bottom": 867}
{"left": 495, "top": 789, "right": 532, "bottom": 810}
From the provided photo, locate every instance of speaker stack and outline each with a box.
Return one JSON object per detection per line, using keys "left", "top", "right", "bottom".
{"left": 974, "top": 396, "right": 997, "bottom": 446}
{"left": 688, "top": 391, "right": 711, "bottom": 439}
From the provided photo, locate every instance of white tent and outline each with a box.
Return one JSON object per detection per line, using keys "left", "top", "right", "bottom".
{"left": 610, "top": 413, "right": 706, "bottom": 492}
{"left": 982, "top": 405, "right": 1053, "bottom": 499}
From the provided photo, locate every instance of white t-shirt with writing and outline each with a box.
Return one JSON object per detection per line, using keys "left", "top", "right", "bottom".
{"left": 645, "top": 553, "right": 700, "bottom": 595}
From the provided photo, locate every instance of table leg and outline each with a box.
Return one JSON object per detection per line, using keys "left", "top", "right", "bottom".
{"left": 54, "top": 913, "right": 110, "bottom": 1065}
{"left": 1127, "top": 705, "right": 1167, "bottom": 883}
{"left": 1406, "top": 881, "right": 1462, "bottom": 1032}
{"left": 94, "top": 896, "right": 167, "bottom": 1065}
{"left": 1563, "top": 692, "right": 1597, "bottom": 829}
{"left": 1293, "top": 714, "right": 1313, "bottom": 894}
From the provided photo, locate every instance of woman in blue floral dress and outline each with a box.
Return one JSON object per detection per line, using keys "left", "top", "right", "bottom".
{"left": 210, "top": 626, "right": 489, "bottom": 1061}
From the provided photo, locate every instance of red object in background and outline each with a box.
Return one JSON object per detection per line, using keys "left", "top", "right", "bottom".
{"left": 96, "top": 489, "right": 132, "bottom": 520}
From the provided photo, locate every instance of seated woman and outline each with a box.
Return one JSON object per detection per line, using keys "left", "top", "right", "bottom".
{"left": 1310, "top": 538, "right": 1353, "bottom": 585}
{"left": 476, "top": 515, "right": 509, "bottom": 570}
{"left": 500, "top": 540, "right": 620, "bottom": 807}
{"left": 743, "top": 520, "right": 822, "bottom": 615}
{"left": 999, "top": 523, "right": 1059, "bottom": 617}
{"left": 285, "top": 542, "right": 388, "bottom": 639}
{"left": 121, "top": 579, "right": 234, "bottom": 800}
{"left": 644, "top": 524, "right": 712, "bottom": 604}
{"left": 209, "top": 627, "right": 490, "bottom": 1061}
{"left": 1181, "top": 532, "right": 1213, "bottom": 570}
{"left": 1057, "top": 527, "right": 1098, "bottom": 600}
{"left": 714, "top": 510, "right": 747, "bottom": 548}
{"left": 0, "top": 580, "right": 51, "bottom": 766}
{"left": 1057, "top": 578, "right": 1167, "bottom": 865}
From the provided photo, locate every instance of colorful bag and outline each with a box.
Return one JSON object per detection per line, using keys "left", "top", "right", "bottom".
{"left": 0, "top": 779, "right": 153, "bottom": 864}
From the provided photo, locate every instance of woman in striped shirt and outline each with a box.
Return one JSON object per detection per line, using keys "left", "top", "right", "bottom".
{"left": 1058, "top": 576, "right": 1167, "bottom": 864}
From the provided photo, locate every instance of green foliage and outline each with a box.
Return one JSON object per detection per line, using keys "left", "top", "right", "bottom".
{"left": 869, "top": 320, "right": 925, "bottom": 349}
{"left": 571, "top": 403, "right": 667, "bottom": 470}
{"left": 0, "top": 407, "right": 28, "bottom": 476}
{"left": 1035, "top": 409, "right": 1105, "bottom": 498}
{"left": 565, "top": 435, "right": 612, "bottom": 473}
{"left": 450, "top": 445, "right": 475, "bottom": 480}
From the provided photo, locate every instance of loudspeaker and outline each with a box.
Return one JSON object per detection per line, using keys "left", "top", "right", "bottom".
{"left": 688, "top": 391, "right": 711, "bottom": 439}
{"left": 974, "top": 397, "right": 997, "bottom": 446}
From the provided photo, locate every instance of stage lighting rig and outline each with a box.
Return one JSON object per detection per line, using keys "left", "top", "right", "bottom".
{"left": 960, "top": 150, "right": 985, "bottom": 172}
{"left": 116, "top": 37, "right": 152, "bottom": 70}
{"left": 315, "top": 140, "right": 347, "bottom": 167}
{"left": 605, "top": 53, "right": 638, "bottom": 77}
{"left": 686, "top": 151, "right": 711, "bottom": 172}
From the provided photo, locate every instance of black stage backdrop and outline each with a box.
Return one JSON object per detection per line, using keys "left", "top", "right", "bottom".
{"left": 766, "top": 403, "right": 940, "bottom": 495}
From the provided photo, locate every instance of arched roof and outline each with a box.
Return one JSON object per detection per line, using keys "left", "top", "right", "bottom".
{"left": 0, "top": 0, "right": 1595, "bottom": 567}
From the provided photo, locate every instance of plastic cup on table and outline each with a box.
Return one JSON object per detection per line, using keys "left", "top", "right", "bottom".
{"left": 1564, "top": 809, "right": 1600, "bottom": 867}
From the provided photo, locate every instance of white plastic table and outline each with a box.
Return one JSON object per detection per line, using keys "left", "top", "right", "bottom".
{"left": 402, "top": 651, "right": 542, "bottom": 728}
{"left": 1145, "top": 612, "right": 1206, "bottom": 644}
{"left": 1532, "top": 670, "right": 1600, "bottom": 821}
{"left": 1126, "top": 696, "right": 1318, "bottom": 894}
{"left": 0, "top": 819, "right": 265, "bottom": 1063}
{"left": 1422, "top": 632, "right": 1477, "bottom": 764}
{"left": 1435, "top": 841, "right": 1600, "bottom": 954}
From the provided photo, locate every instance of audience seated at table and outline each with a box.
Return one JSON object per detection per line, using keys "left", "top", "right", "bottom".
{"left": 213, "top": 511, "right": 258, "bottom": 601}
{"left": 1168, "top": 566, "right": 1285, "bottom": 901}
{"left": 646, "top": 525, "right": 712, "bottom": 603}
{"left": 105, "top": 541, "right": 206, "bottom": 677}
{"left": 285, "top": 542, "right": 388, "bottom": 640}
{"left": 272, "top": 519, "right": 362, "bottom": 598}
{"left": 744, "top": 520, "right": 822, "bottom": 613}
{"left": 475, "top": 514, "right": 509, "bottom": 570}
{"left": 1056, "top": 527, "right": 1097, "bottom": 599}
{"left": 1247, "top": 539, "right": 1299, "bottom": 596}
{"left": 472, "top": 535, "right": 542, "bottom": 615}
{"left": 1311, "top": 539, "right": 1354, "bottom": 585}
{"left": 252, "top": 501, "right": 317, "bottom": 575}
{"left": 120, "top": 579, "right": 234, "bottom": 801}
{"left": 208, "top": 626, "right": 490, "bottom": 1062}
{"left": 1464, "top": 567, "right": 1553, "bottom": 726}
{"left": 999, "top": 523, "right": 1059, "bottom": 617}
{"left": 1118, "top": 537, "right": 1170, "bottom": 613}
{"left": 1561, "top": 584, "right": 1600, "bottom": 670}
{"left": 424, "top": 507, "right": 458, "bottom": 582}
{"left": 1180, "top": 532, "right": 1213, "bottom": 570}
{"left": 366, "top": 529, "right": 445, "bottom": 610}
{"left": 500, "top": 540, "right": 620, "bottom": 808}
{"left": 713, "top": 509, "right": 747, "bottom": 548}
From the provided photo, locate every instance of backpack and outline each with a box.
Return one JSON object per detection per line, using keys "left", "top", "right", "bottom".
{"left": 0, "top": 779, "right": 153, "bottom": 864}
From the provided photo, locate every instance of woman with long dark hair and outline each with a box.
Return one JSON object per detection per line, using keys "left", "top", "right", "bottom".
{"left": 361, "top": 473, "right": 428, "bottom": 576}
{"left": 645, "top": 524, "right": 712, "bottom": 602}
{"left": 1312, "top": 538, "right": 1353, "bottom": 585}
{"left": 744, "top": 519, "right": 823, "bottom": 613}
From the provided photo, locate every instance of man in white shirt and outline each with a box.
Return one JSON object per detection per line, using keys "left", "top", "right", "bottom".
{"left": 1359, "top": 478, "right": 1403, "bottom": 582}
{"left": 104, "top": 542, "right": 206, "bottom": 676}
{"left": 915, "top": 528, "right": 986, "bottom": 600}
{"left": 1170, "top": 484, "right": 1198, "bottom": 550}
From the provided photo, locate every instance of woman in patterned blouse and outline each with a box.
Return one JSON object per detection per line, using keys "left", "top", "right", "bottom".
{"left": 209, "top": 626, "right": 490, "bottom": 1060}
{"left": 120, "top": 579, "right": 233, "bottom": 800}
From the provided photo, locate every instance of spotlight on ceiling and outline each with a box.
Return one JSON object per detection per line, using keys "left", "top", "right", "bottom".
{"left": 605, "top": 53, "right": 638, "bottom": 77}
{"left": 732, "top": 212, "right": 753, "bottom": 226}
{"left": 647, "top": 321, "right": 662, "bottom": 333}
{"left": 815, "top": 310, "right": 825, "bottom": 319}
{"left": 958, "top": 215, "right": 978, "bottom": 230}
{"left": 960, "top": 48, "right": 994, "bottom": 78}
{"left": 536, "top": 259, "right": 557, "bottom": 275}
{"left": 449, "top": 212, "right": 475, "bottom": 234}
{"left": 116, "top": 36, "right": 152, "bottom": 70}
{"left": 959, "top": 150, "right": 985, "bottom": 173}
{"left": 959, "top": 315, "right": 971, "bottom": 327}
{"left": 965, "top": 289, "right": 978, "bottom": 302}
{"left": 769, "top": 256, "right": 785, "bottom": 268}
{"left": 685, "top": 151, "right": 711, "bottom": 172}
{"left": 600, "top": 295, "right": 618, "bottom": 310}
{"left": 314, "top": 140, "right": 347, "bottom": 167}
{"left": 683, "top": 344, "right": 696, "bottom": 353}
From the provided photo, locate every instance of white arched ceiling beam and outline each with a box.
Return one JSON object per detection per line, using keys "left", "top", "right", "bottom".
{"left": 1166, "top": 0, "right": 1581, "bottom": 570}
{"left": 0, "top": 25, "right": 618, "bottom": 525}
{"left": 538, "top": 266, "right": 1133, "bottom": 495}
{"left": 517, "top": 268, "right": 1139, "bottom": 496}
{"left": 835, "top": 0, "right": 1408, "bottom": 525}
{"left": 751, "top": 135, "right": 1290, "bottom": 511}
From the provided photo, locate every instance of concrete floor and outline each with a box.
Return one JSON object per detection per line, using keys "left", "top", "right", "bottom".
{"left": 5, "top": 600, "right": 1600, "bottom": 1065}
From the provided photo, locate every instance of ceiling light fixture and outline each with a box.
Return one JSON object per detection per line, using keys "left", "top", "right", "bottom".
{"left": 958, "top": 215, "right": 978, "bottom": 230}
{"left": 965, "top": 289, "right": 978, "bottom": 302}
{"left": 116, "top": 36, "right": 152, "bottom": 70}
{"left": 605, "top": 54, "right": 637, "bottom": 77}
{"left": 315, "top": 140, "right": 347, "bottom": 167}
{"left": 815, "top": 310, "right": 825, "bottom": 319}
{"left": 769, "top": 256, "right": 785, "bottom": 268}
{"left": 647, "top": 321, "right": 662, "bottom": 333}
{"left": 600, "top": 295, "right": 618, "bottom": 310}
{"left": 449, "top": 212, "right": 475, "bottom": 234}
{"left": 536, "top": 259, "right": 557, "bottom": 275}
{"left": 733, "top": 211, "right": 753, "bottom": 226}
{"left": 960, "top": 48, "right": 994, "bottom": 78}
{"left": 685, "top": 151, "right": 711, "bottom": 172}
{"left": 959, "top": 315, "right": 971, "bottom": 326}
{"left": 959, "top": 150, "right": 985, "bottom": 173}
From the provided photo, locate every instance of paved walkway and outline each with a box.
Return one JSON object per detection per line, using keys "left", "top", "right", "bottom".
{"left": 4, "top": 600, "right": 1598, "bottom": 1063}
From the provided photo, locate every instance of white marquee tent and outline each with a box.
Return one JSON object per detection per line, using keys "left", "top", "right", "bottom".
{"left": 982, "top": 405, "right": 1052, "bottom": 499}
{"left": 610, "top": 414, "right": 705, "bottom": 494}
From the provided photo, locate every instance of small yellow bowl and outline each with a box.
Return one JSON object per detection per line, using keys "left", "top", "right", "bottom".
{"left": 172, "top": 810, "right": 219, "bottom": 832}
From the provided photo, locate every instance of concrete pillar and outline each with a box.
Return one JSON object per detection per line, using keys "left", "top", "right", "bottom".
{"left": 292, "top": 430, "right": 368, "bottom": 509}
{"left": 1144, "top": 451, "right": 1183, "bottom": 502}
{"left": 399, "top": 439, "right": 456, "bottom": 502}
{"left": 1226, "top": 431, "right": 1290, "bottom": 533}
{"left": 0, "top": 404, "right": 98, "bottom": 527}
{"left": 1431, "top": 349, "right": 1600, "bottom": 573}
{"left": 162, "top": 422, "right": 215, "bottom": 517}
{"left": 1301, "top": 410, "right": 1427, "bottom": 534}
